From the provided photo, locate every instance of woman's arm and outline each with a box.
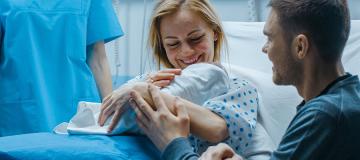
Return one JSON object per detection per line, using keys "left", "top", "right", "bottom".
{"left": 179, "top": 98, "right": 229, "bottom": 143}
{"left": 132, "top": 83, "right": 229, "bottom": 143}
{"left": 87, "top": 41, "right": 113, "bottom": 100}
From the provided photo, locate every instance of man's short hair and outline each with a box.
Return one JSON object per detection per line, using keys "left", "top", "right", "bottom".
{"left": 268, "top": 0, "right": 350, "bottom": 62}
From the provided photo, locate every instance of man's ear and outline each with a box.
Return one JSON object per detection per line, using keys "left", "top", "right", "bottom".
{"left": 293, "top": 34, "right": 309, "bottom": 59}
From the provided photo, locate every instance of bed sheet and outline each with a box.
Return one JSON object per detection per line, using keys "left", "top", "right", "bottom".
{"left": 0, "top": 132, "right": 160, "bottom": 160}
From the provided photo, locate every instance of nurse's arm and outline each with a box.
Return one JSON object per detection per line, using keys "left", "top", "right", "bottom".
{"left": 87, "top": 41, "right": 113, "bottom": 100}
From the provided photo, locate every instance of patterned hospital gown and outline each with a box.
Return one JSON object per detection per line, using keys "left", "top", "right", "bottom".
{"left": 126, "top": 72, "right": 258, "bottom": 156}
{"left": 188, "top": 74, "right": 258, "bottom": 155}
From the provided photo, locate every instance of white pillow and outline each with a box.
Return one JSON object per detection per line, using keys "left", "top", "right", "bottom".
{"left": 343, "top": 20, "right": 360, "bottom": 75}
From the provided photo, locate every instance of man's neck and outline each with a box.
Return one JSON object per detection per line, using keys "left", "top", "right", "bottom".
{"left": 296, "top": 61, "right": 345, "bottom": 102}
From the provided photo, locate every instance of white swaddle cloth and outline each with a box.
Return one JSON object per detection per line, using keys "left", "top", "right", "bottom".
{"left": 54, "top": 63, "right": 230, "bottom": 135}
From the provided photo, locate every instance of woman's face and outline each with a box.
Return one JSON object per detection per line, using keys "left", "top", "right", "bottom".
{"left": 160, "top": 9, "right": 217, "bottom": 69}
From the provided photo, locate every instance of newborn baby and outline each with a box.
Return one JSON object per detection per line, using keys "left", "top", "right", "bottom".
{"left": 54, "top": 63, "right": 230, "bottom": 135}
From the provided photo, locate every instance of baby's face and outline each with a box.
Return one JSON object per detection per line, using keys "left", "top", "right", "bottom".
{"left": 160, "top": 8, "right": 217, "bottom": 69}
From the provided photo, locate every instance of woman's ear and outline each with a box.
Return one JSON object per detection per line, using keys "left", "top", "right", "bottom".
{"left": 293, "top": 34, "right": 309, "bottom": 60}
{"left": 214, "top": 31, "right": 218, "bottom": 41}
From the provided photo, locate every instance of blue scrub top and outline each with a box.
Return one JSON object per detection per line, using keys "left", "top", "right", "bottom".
{"left": 0, "top": 0, "right": 123, "bottom": 136}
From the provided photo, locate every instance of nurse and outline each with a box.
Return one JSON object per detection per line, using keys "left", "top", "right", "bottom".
{"left": 0, "top": 0, "right": 123, "bottom": 136}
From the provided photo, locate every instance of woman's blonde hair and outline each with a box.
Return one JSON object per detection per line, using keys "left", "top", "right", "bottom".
{"left": 149, "top": 0, "right": 227, "bottom": 69}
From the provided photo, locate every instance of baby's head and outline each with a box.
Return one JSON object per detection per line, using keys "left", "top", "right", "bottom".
{"left": 149, "top": 0, "right": 227, "bottom": 69}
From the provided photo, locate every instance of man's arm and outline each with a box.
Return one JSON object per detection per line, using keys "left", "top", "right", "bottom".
{"left": 87, "top": 41, "right": 113, "bottom": 100}
{"left": 162, "top": 137, "right": 200, "bottom": 160}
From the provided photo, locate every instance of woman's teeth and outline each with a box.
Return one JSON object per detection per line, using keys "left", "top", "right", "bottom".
{"left": 183, "top": 57, "right": 198, "bottom": 64}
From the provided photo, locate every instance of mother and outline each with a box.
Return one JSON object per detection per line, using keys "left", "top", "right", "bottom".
{"left": 99, "top": 0, "right": 266, "bottom": 157}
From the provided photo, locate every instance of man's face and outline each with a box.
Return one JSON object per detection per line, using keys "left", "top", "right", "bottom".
{"left": 262, "top": 10, "right": 302, "bottom": 85}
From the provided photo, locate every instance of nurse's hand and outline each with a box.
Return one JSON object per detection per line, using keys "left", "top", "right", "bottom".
{"left": 199, "top": 143, "right": 243, "bottom": 160}
{"left": 98, "top": 82, "right": 152, "bottom": 132}
{"left": 146, "top": 69, "right": 181, "bottom": 88}
{"left": 129, "top": 85, "right": 190, "bottom": 152}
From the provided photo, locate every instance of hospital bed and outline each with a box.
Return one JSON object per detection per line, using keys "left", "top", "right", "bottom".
{"left": 0, "top": 20, "right": 359, "bottom": 159}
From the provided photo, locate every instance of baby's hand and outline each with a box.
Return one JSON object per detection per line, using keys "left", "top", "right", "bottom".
{"left": 146, "top": 69, "right": 181, "bottom": 88}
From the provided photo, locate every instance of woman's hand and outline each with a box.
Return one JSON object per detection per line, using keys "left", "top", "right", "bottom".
{"left": 146, "top": 69, "right": 181, "bottom": 88}
{"left": 97, "top": 85, "right": 134, "bottom": 132}
{"left": 98, "top": 82, "right": 154, "bottom": 132}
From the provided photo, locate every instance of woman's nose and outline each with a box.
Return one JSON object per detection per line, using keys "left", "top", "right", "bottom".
{"left": 180, "top": 43, "right": 195, "bottom": 56}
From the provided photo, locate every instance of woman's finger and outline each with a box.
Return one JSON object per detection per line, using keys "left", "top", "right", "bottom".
{"left": 98, "top": 95, "right": 114, "bottom": 124}
{"left": 152, "top": 80, "right": 171, "bottom": 88}
{"left": 107, "top": 102, "right": 130, "bottom": 132}
{"left": 99, "top": 90, "right": 133, "bottom": 125}
{"left": 107, "top": 110, "right": 121, "bottom": 132}
{"left": 99, "top": 100, "right": 118, "bottom": 126}
{"left": 148, "top": 84, "right": 170, "bottom": 113}
{"left": 102, "top": 94, "right": 112, "bottom": 102}
{"left": 158, "top": 68, "right": 182, "bottom": 75}
{"left": 150, "top": 73, "right": 176, "bottom": 81}
{"left": 131, "top": 99, "right": 151, "bottom": 133}
{"left": 136, "top": 116, "right": 149, "bottom": 134}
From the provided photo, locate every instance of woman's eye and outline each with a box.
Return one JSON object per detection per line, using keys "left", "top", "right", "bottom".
{"left": 191, "top": 35, "right": 204, "bottom": 42}
{"left": 167, "top": 42, "right": 179, "bottom": 47}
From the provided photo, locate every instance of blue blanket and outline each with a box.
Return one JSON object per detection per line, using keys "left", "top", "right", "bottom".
{"left": 0, "top": 133, "right": 160, "bottom": 160}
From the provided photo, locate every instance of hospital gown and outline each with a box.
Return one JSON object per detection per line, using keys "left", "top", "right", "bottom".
{"left": 0, "top": 0, "right": 123, "bottom": 136}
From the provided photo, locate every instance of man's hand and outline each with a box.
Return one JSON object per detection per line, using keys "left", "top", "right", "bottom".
{"left": 129, "top": 84, "right": 190, "bottom": 151}
{"left": 199, "top": 143, "right": 243, "bottom": 160}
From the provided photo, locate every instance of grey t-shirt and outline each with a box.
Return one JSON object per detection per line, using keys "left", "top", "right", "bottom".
{"left": 271, "top": 74, "right": 360, "bottom": 159}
